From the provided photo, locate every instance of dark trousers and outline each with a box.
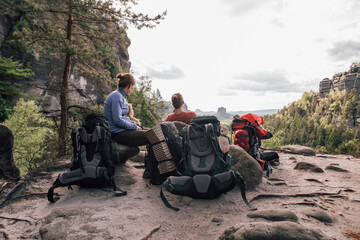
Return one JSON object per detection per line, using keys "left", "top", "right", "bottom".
{"left": 112, "top": 130, "right": 149, "bottom": 147}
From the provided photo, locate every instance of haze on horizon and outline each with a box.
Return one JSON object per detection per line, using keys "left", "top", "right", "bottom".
{"left": 127, "top": 0, "right": 360, "bottom": 112}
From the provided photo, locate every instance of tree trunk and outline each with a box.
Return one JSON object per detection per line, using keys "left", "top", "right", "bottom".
{"left": 58, "top": 7, "right": 73, "bottom": 156}
{"left": 353, "top": 110, "right": 357, "bottom": 128}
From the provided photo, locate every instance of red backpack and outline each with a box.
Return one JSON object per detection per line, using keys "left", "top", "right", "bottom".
{"left": 231, "top": 113, "right": 274, "bottom": 176}
{"left": 233, "top": 129, "right": 250, "bottom": 152}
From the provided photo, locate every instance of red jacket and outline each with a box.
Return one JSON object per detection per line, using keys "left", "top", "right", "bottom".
{"left": 165, "top": 111, "right": 198, "bottom": 125}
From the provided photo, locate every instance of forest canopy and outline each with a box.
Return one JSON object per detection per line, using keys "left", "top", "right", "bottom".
{"left": 262, "top": 88, "right": 360, "bottom": 156}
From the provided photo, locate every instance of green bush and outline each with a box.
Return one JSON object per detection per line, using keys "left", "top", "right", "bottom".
{"left": 4, "top": 99, "right": 57, "bottom": 175}
{"left": 127, "top": 76, "right": 167, "bottom": 128}
{"left": 339, "top": 139, "right": 360, "bottom": 156}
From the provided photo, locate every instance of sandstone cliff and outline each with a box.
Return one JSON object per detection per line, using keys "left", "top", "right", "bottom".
{"left": 0, "top": 13, "right": 131, "bottom": 114}
{"left": 318, "top": 63, "right": 360, "bottom": 98}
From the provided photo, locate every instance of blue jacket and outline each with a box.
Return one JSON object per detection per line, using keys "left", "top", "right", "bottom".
{"left": 104, "top": 89, "right": 138, "bottom": 133}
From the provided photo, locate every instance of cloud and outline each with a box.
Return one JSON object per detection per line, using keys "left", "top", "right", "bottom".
{"left": 146, "top": 64, "right": 185, "bottom": 80}
{"left": 271, "top": 18, "right": 284, "bottom": 28}
{"left": 339, "top": 22, "right": 358, "bottom": 31}
{"left": 216, "top": 88, "right": 237, "bottom": 96}
{"left": 230, "top": 70, "right": 306, "bottom": 93}
{"left": 222, "top": 0, "right": 282, "bottom": 16}
{"left": 327, "top": 40, "right": 360, "bottom": 61}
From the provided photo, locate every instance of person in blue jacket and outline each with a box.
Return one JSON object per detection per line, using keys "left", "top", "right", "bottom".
{"left": 104, "top": 73, "right": 148, "bottom": 147}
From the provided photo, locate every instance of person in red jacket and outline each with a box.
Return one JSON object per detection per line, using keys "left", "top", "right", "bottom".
{"left": 165, "top": 93, "right": 198, "bottom": 124}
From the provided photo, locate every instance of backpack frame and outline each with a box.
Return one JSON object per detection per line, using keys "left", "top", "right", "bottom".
{"left": 47, "top": 114, "right": 126, "bottom": 202}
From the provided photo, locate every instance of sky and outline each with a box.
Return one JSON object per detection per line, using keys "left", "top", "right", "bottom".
{"left": 126, "top": 0, "right": 360, "bottom": 112}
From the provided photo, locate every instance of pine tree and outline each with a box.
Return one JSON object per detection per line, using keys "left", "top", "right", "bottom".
{"left": 127, "top": 76, "right": 167, "bottom": 127}
{"left": 1, "top": 0, "right": 166, "bottom": 155}
{"left": 0, "top": 56, "right": 33, "bottom": 122}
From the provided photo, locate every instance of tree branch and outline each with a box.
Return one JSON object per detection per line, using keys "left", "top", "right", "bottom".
{"left": 141, "top": 225, "right": 161, "bottom": 240}
{"left": 0, "top": 180, "right": 26, "bottom": 208}
{"left": 25, "top": 37, "right": 60, "bottom": 47}
{"left": 26, "top": 82, "right": 60, "bottom": 92}
{"left": 76, "top": 56, "right": 111, "bottom": 82}
{"left": 0, "top": 216, "right": 32, "bottom": 225}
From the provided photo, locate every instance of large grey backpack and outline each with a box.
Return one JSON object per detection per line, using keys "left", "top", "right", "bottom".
{"left": 161, "top": 116, "right": 256, "bottom": 211}
{"left": 47, "top": 114, "right": 126, "bottom": 202}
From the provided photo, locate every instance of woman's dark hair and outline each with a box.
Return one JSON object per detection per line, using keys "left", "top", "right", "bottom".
{"left": 117, "top": 73, "right": 135, "bottom": 89}
{"left": 171, "top": 93, "right": 184, "bottom": 109}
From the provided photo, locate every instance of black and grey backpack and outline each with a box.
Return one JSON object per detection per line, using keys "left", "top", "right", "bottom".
{"left": 161, "top": 116, "right": 256, "bottom": 211}
{"left": 47, "top": 114, "right": 126, "bottom": 202}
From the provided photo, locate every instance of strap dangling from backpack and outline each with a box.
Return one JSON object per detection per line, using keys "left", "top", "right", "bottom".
{"left": 111, "top": 178, "right": 127, "bottom": 196}
{"left": 265, "top": 162, "right": 272, "bottom": 177}
{"left": 234, "top": 171, "right": 257, "bottom": 210}
{"left": 47, "top": 185, "right": 56, "bottom": 202}
{"left": 160, "top": 184, "right": 180, "bottom": 211}
{"left": 47, "top": 175, "right": 62, "bottom": 202}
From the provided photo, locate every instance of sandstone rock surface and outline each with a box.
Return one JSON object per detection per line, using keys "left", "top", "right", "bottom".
{"left": 294, "top": 162, "right": 324, "bottom": 172}
{"left": 1, "top": 152, "right": 359, "bottom": 240}
{"left": 229, "top": 145, "right": 263, "bottom": 189}
{"left": 247, "top": 209, "right": 298, "bottom": 222}
{"left": 281, "top": 145, "right": 316, "bottom": 156}
{"left": 305, "top": 209, "right": 334, "bottom": 223}
{"left": 219, "top": 221, "right": 327, "bottom": 240}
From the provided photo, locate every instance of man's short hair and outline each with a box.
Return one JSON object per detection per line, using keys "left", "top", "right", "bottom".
{"left": 171, "top": 93, "right": 184, "bottom": 109}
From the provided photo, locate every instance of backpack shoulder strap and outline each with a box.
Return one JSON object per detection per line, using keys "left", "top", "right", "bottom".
{"left": 160, "top": 185, "right": 180, "bottom": 211}
{"left": 105, "top": 178, "right": 127, "bottom": 196}
{"left": 91, "top": 124, "right": 102, "bottom": 152}
{"left": 206, "top": 124, "right": 227, "bottom": 167}
{"left": 233, "top": 171, "right": 257, "bottom": 210}
{"left": 47, "top": 176, "right": 62, "bottom": 202}
{"left": 71, "top": 127, "right": 83, "bottom": 169}
{"left": 177, "top": 125, "right": 190, "bottom": 176}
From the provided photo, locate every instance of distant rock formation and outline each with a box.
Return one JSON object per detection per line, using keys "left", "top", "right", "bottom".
{"left": 195, "top": 109, "right": 216, "bottom": 116}
{"left": 217, "top": 107, "right": 227, "bottom": 117}
{"left": 165, "top": 103, "right": 189, "bottom": 116}
{"left": 319, "top": 63, "right": 360, "bottom": 98}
